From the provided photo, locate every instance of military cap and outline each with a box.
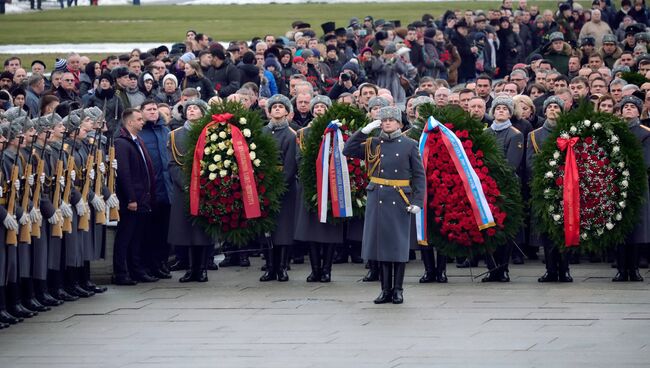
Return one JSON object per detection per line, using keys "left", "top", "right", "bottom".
{"left": 549, "top": 32, "right": 565, "bottom": 42}
{"left": 626, "top": 23, "right": 646, "bottom": 36}
{"left": 368, "top": 96, "right": 390, "bottom": 111}
{"left": 635, "top": 32, "right": 650, "bottom": 42}
{"left": 602, "top": 34, "right": 617, "bottom": 44}
{"left": 309, "top": 95, "right": 332, "bottom": 113}
{"left": 490, "top": 95, "right": 515, "bottom": 117}
{"left": 543, "top": 95, "right": 565, "bottom": 113}
{"left": 620, "top": 95, "right": 643, "bottom": 113}
{"left": 377, "top": 106, "right": 402, "bottom": 121}
{"left": 266, "top": 94, "right": 293, "bottom": 114}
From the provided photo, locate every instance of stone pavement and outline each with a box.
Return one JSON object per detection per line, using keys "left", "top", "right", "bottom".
{"left": 1, "top": 258, "right": 650, "bottom": 368}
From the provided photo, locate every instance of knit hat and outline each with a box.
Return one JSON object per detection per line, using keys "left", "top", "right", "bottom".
{"left": 620, "top": 95, "right": 643, "bottom": 113}
{"left": 266, "top": 94, "right": 293, "bottom": 113}
{"left": 264, "top": 57, "right": 281, "bottom": 70}
{"left": 411, "top": 96, "right": 434, "bottom": 112}
{"left": 300, "top": 49, "right": 314, "bottom": 58}
{"left": 341, "top": 59, "right": 360, "bottom": 75}
{"left": 375, "top": 31, "right": 388, "bottom": 41}
{"left": 37, "top": 113, "right": 63, "bottom": 133}
{"left": 549, "top": 32, "right": 564, "bottom": 42}
{"left": 602, "top": 34, "right": 617, "bottom": 44}
{"left": 368, "top": 96, "right": 390, "bottom": 110}
{"left": 162, "top": 73, "right": 178, "bottom": 88}
{"left": 98, "top": 71, "right": 114, "bottom": 85}
{"left": 0, "top": 71, "right": 13, "bottom": 81}
{"left": 377, "top": 106, "right": 402, "bottom": 121}
{"left": 179, "top": 52, "right": 196, "bottom": 64}
{"left": 142, "top": 73, "right": 154, "bottom": 82}
{"left": 490, "top": 96, "right": 515, "bottom": 117}
{"left": 292, "top": 56, "right": 305, "bottom": 64}
{"left": 543, "top": 95, "right": 565, "bottom": 113}
{"left": 309, "top": 95, "right": 332, "bottom": 113}
{"left": 54, "top": 58, "right": 67, "bottom": 72}
{"left": 183, "top": 98, "right": 209, "bottom": 116}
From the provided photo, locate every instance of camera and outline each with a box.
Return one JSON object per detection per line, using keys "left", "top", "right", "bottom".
{"left": 341, "top": 73, "right": 351, "bottom": 81}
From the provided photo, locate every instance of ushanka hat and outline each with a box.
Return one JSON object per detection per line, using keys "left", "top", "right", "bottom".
{"left": 309, "top": 95, "right": 332, "bottom": 113}
{"left": 543, "top": 95, "right": 565, "bottom": 112}
{"left": 490, "top": 95, "right": 514, "bottom": 116}
{"left": 266, "top": 94, "right": 293, "bottom": 113}
{"left": 377, "top": 106, "right": 402, "bottom": 121}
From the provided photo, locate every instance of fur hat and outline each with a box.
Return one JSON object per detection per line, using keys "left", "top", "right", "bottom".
{"left": 309, "top": 95, "right": 332, "bottom": 113}
{"left": 620, "top": 95, "right": 643, "bottom": 113}
{"left": 3, "top": 107, "right": 28, "bottom": 122}
{"left": 368, "top": 96, "right": 390, "bottom": 110}
{"left": 411, "top": 96, "right": 434, "bottom": 112}
{"left": 84, "top": 106, "right": 103, "bottom": 124}
{"left": 490, "top": 96, "right": 514, "bottom": 117}
{"left": 62, "top": 108, "right": 84, "bottom": 131}
{"left": 7, "top": 118, "right": 25, "bottom": 140}
{"left": 377, "top": 106, "right": 402, "bottom": 121}
{"left": 549, "top": 32, "right": 565, "bottom": 42}
{"left": 183, "top": 99, "right": 209, "bottom": 116}
{"left": 602, "top": 34, "right": 617, "bottom": 44}
{"left": 543, "top": 95, "right": 565, "bottom": 113}
{"left": 37, "top": 113, "right": 63, "bottom": 133}
{"left": 266, "top": 94, "right": 293, "bottom": 113}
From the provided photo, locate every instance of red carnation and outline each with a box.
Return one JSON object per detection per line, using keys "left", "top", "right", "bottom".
{"left": 585, "top": 137, "right": 593, "bottom": 144}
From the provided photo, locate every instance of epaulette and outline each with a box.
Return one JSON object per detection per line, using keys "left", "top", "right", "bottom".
{"left": 641, "top": 125, "right": 650, "bottom": 132}
{"left": 510, "top": 126, "right": 522, "bottom": 135}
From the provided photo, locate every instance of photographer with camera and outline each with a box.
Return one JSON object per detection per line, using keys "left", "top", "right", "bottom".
{"left": 327, "top": 60, "right": 364, "bottom": 100}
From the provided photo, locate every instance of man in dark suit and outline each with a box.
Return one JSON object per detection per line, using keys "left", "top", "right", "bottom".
{"left": 112, "top": 108, "right": 157, "bottom": 285}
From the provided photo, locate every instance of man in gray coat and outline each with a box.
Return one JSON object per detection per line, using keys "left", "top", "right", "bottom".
{"left": 343, "top": 106, "right": 425, "bottom": 304}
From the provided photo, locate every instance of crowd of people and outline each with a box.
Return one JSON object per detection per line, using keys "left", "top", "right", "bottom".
{"left": 1, "top": 0, "right": 650, "bottom": 322}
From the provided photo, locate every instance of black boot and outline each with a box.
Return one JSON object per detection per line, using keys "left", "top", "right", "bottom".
{"left": 259, "top": 244, "right": 276, "bottom": 282}
{"left": 276, "top": 245, "right": 289, "bottom": 282}
{"left": 81, "top": 261, "right": 108, "bottom": 293}
{"left": 333, "top": 245, "right": 348, "bottom": 264}
{"left": 180, "top": 247, "right": 197, "bottom": 282}
{"left": 306, "top": 244, "right": 321, "bottom": 282}
{"left": 65, "top": 267, "right": 94, "bottom": 298}
{"left": 363, "top": 260, "right": 380, "bottom": 282}
{"left": 49, "top": 270, "right": 78, "bottom": 301}
{"left": 374, "top": 262, "right": 393, "bottom": 304}
{"left": 320, "top": 244, "right": 335, "bottom": 283}
{"left": 238, "top": 253, "right": 251, "bottom": 267}
{"left": 6, "top": 283, "right": 37, "bottom": 318}
{"left": 350, "top": 243, "right": 364, "bottom": 263}
{"left": 21, "top": 278, "right": 50, "bottom": 312}
{"left": 0, "top": 287, "right": 22, "bottom": 324}
{"left": 627, "top": 244, "right": 644, "bottom": 282}
{"left": 392, "top": 262, "right": 405, "bottom": 304}
{"left": 436, "top": 252, "right": 448, "bottom": 283}
{"left": 419, "top": 248, "right": 437, "bottom": 283}
{"left": 482, "top": 251, "right": 500, "bottom": 282}
{"left": 538, "top": 245, "right": 559, "bottom": 282}
{"left": 34, "top": 279, "right": 63, "bottom": 307}
{"left": 613, "top": 244, "right": 629, "bottom": 282}
{"left": 558, "top": 252, "right": 573, "bottom": 282}
{"left": 196, "top": 246, "right": 209, "bottom": 282}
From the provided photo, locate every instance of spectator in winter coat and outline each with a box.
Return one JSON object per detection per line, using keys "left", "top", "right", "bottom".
{"left": 238, "top": 52, "right": 261, "bottom": 87}
{"left": 80, "top": 61, "right": 102, "bottom": 97}
{"left": 579, "top": 9, "right": 614, "bottom": 48}
{"left": 449, "top": 19, "right": 477, "bottom": 84}
{"left": 206, "top": 48, "right": 240, "bottom": 98}
{"left": 370, "top": 43, "right": 410, "bottom": 108}
{"left": 155, "top": 74, "right": 181, "bottom": 106}
{"left": 85, "top": 72, "right": 125, "bottom": 137}
{"left": 181, "top": 60, "right": 215, "bottom": 102}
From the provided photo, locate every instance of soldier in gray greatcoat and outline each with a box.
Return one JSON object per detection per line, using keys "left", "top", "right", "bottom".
{"left": 343, "top": 106, "right": 425, "bottom": 304}
{"left": 259, "top": 94, "right": 297, "bottom": 282}
{"left": 613, "top": 96, "right": 650, "bottom": 282}
{"left": 295, "top": 95, "right": 344, "bottom": 283}
{"left": 483, "top": 96, "right": 524, "bottom": 282}
{"left": 167, "top": 99, "right": 215, "bottom": 283}
{"left": 526, "top": 96, "right": 573, "bottom": 283}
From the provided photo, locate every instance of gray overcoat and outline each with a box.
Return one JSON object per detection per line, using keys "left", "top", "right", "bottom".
{"left": 627, "top": 120, "right": 650, "bottom": 244}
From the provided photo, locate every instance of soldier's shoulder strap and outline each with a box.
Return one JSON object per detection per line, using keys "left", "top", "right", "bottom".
{"left": 641, "top": 125, "right": 650, "bottom": 133}
{"left": 529, "top": 128, "right": 541, "bottom": 154}
{"left": 169, "top": 129, "right": 184, "bottom": 166}
{"left": 510, "top": 126, "right": 522, "bottom": 135}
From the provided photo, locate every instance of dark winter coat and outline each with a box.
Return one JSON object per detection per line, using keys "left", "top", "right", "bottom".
{"left": 206, "top": 60, "right": 241, "bottom": 98}
{"left": 139, "top": 117, "right": 173, "bottom": 205}
{"left": 182, "top": 74, "right": 215, "bottom": 102}
{"left": 114, "top": 127, "right": 155, "bottom": 213}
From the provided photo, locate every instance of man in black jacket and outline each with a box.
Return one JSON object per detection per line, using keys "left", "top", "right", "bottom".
{"left": 207, "top": 49, "right": 241, "bottom": 99}
{"left": 112, "top": 108, "right": 157, "bottom": 285}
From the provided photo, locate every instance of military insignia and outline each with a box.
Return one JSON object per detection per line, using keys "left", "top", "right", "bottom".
{"left": 517, "top": 142, "right": 523, "bottom": 149}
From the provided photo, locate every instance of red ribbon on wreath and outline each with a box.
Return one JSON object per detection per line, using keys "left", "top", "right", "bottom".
{"left": 557, "top": 137, "right": 580, "bottom": 247}
{"left": 190, "top": 113, "right": 261, "bottom": 219}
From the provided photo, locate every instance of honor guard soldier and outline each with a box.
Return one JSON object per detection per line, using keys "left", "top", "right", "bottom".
{"left": 295, "top": 95, "right": 344, "bottom": 282}
{"left": 483, "top": 96, "right": 524, "bottom": 282}
{"left": 614, "top": 96, "right": 649, "bottom": 282}
{"left": 168, "top": 99, "right": 215, "bottom": 283}
{"left": 527, "top": 96, "right": 574, "bottom": 283}
{"left": 260, "top": 94, "right": 297, "bottom": 282}
{"left": 343, "top": 106, "right": 426, "bottom": 304}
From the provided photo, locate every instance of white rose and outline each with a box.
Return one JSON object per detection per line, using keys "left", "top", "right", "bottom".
{"left": 210, "top": 133, "right": 218, "bottom": 142}
{"left": 218, "top": 142, "right": 226, "bottom": 151}
{"left": 581, "top": 233, "right": 587, "bottom": 240}
{"left": 200, "top": 170, "right": 205, "bottom": 176}
{"left": 219, "top": 170, "right": 227, "bottom": 177}
{"left": 584, "top": 120, "right": 591, "bottom": 127}
{"left": 606, "top": 222, "right": 615, "bottom": 230}
{"left": 208, "top": 164, "right": 217, "bottom": 172}
{"left": 239, "top": 117, "right": 247, "bottom": 125}
{"left": 553, "top": 151, "right": 560, "bottom": 159}
{"left": 208, "top": 173, "right": 217, "bottom": 181}
{"left": 204, "top": 147, "right": 211, "bottom": 155}
{"left": 227, "top": 148, "right": 234, "bottom": 156}
{"left": 243, "top": 129, "right": 251, "bottom": 138}
{"left": 610, "top": 135, "right": 619, "bottom": 143}
{"left": 250, "top": 143, "right": 257, "bottom": 150}
{"left": 597, "top": 229, "right": 604, "bottom": 235}
{"left": 549, "top": 205, "right": 555, "bottom": 212}
{"left": 619, "top": 201, "right": 626, "bottom": 208}
{"left": 612, "top": 146, "right": 620, "bottom": 153}
{"left": 570, "top": 126, "right": 577, "bottom": 133}
{"left": 253, "top": 159, "right": 261, "bottom": 167}
{"left": 593, "top": 122, "right": 601, "bottom": 130}
{"left": 219, "top": 131, "right": 227, "bottom": 139}
{"left": 250, "top": 151, "right": 256, "bottom": 160}
{"left": 622, "top": 191, "right": 628, "bottom": 198}
{"left": 623, "top": 170, "right": 630, "bottom": 177}
{"left": 224, "top": 160, "right": 231, "bottom": 168}
{"left": 619, "top": 161, "right": 625, "bottom": 168}
{"left": 356, "top": 198, "right": 363, "bottom": 208}
{"left": 214, "top": 154, "right": 221, "bottom": 162}
{"left": 553, "top": 214, "right": 561, "bottom": 222}
{"left": 560, "top": 132, "right": 570, "bottom": 139}
{"left": 545, "top": 171, "right": 554, "bottom": 179}
{"left": 615, "top": 213, "right": 623, "bottom": 221}
{"left": 621, "top": 180, "right": 629, "bottom": 188}
{"left": 549, "top": 160, "right": 557, "bottom": 167}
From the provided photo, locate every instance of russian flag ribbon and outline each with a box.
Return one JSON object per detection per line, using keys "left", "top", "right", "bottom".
{"left": 316, "top": 120, "right": 353, "bottom": 223}
{"left": 416, "top": 116, "right": 495, "bottom": 244}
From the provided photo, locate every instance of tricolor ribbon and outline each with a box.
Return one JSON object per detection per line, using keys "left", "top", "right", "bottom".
{"left": 416, "top": 116, "right": 496, "bottom": 244}
{"left": 190, "top": 113, "right": 261, "bottom": 219}
{"left": 316, "top": 120, "right": 353, "bottom": 223}
{"left": 557, "top": 137, "right": 580, "bottom": 247}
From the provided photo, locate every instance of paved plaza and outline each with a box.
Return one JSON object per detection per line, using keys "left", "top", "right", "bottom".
{"left": 1, "top": 258, "right": 650, "bottom": 368}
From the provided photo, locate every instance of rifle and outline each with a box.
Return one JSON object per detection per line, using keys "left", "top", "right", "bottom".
{"left": 51, "top": 130, "right": 70, "bottom": 239}
{"left": 93, "top": 118, "right": 107, "bottom": 225}
{"left": 78, "top": 129, "right": 96, "bottom": 232}
{"left": 108, "top": 136, "right": 119, "bottom": 222}
{"left": 6, "top": 136, "right": 25, "bottom": 246}
{"left": 61, "top": 128, "right": 79, "bottom": 234}
{"left": 18, "top": 134, "right": 37, "bottom": 243}
{"left": 30, "top": 130, "right": 51, "bottom": 239}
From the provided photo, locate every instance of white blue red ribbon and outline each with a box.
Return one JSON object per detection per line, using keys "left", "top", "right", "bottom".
{"left": 316, "top": 120, "right": 353, "bottom": 223}
{"left": 416, "top": 116, "right": 495, "bottom": 244}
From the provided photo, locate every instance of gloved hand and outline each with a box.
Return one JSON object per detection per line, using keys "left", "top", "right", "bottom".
{"left": 58, "top": 176, "right": 65, "bottom": 189}
{"left": 89, "top": 169, "right": 96, "bottom": 181}
{"left": 70, "top": 170, "right": 76, "bottom": 182}
{"left": 406, "top": 205, "right": 421, "bottom": 214}
{"left": 60, "top": 202, "right": 73, "bottom": 218}
{"left": 29, "top": 207, "right": 42, "bottom": 223}
{"left": 106, "top": 194, "right": 119, "bottom": 208}
{"left": 47, "top": 210, "right": 62, "bottom": 225}
{"left": 39, "top": 173, "right": 45, "bottom": 184}
{"left": 111, "top": 159, "right": 118, "bottom": 171}
{"left": 75, "top": 200, "right": 87, "bottom": 217}
{"left": 13, "top": 179, "right": 20, "bottom": 192}
{"left": 361, "top": 120, "right": 382, "bottom": 134}
{"left": 27, "top": 174, "right": 34, "bottom": 186}
{"left": 3, "top": 215, "right": 18, "bottom": 231}
{"left": 19, "top": 213, "right": 30, "bottom": 226}
{"left": 91, "top": 195, "right": 105, "bottom": 212}
{"left": 99, "top": 162, "right": 106, "bottom": 174}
